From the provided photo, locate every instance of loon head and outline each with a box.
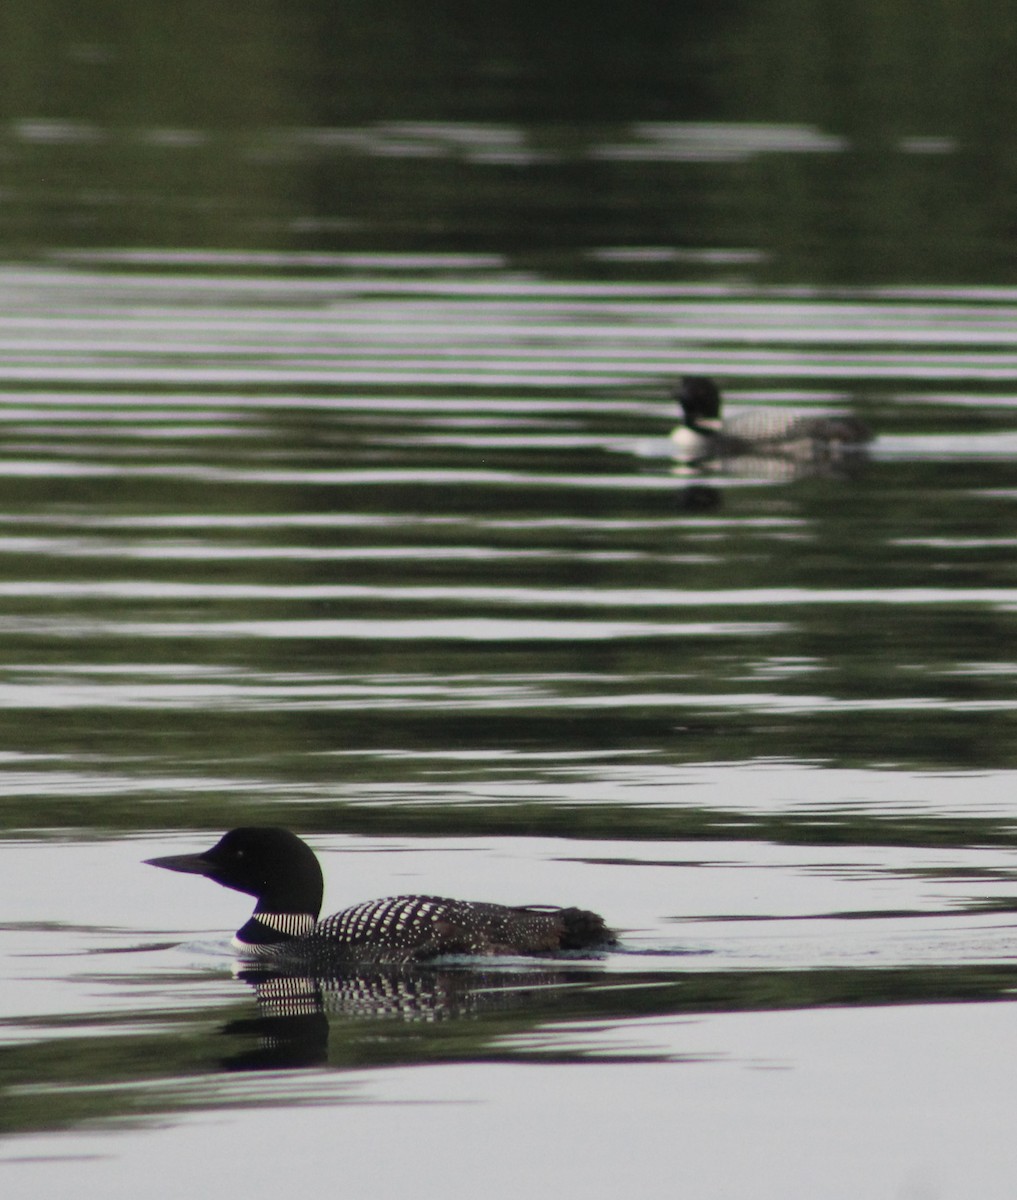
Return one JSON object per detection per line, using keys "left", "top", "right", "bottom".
{"left": 671, "top": 375, "right": 725, "bottom": 435}
{"left": 147, "top": 826, "right": 324, "bottom": 918}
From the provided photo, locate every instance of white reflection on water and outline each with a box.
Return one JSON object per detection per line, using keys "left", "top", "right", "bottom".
{"left": 5, "top": 266, "right": 1017, "bottom": 390}
{"left": 0, "top": 537, "right": 691, "bottom": 563}
{"left": 0, "top": 580, "right": 1017, "bottom": 608}
{"left": 57, "top": 249, "right": 509, "bottom": 270}
{"left": 593, "top": 121, "right": 848, "bottom": 162}
{"left": 0, "top": 746, "right": 1014, "bottom": 827}
{"left": 2, "top": 671, "right": 1017, "bottom": 715}
{"left": 4, "top": 355, "right": 1017, "bottom": 388}
{"left": 0, "top": 617, "right": 784, "bottom": 641}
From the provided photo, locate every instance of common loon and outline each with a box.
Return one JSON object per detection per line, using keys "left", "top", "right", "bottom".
{"left": 147, "top": 827, "right": 614, "bottom": 964}
{"left": 671, "top": 375, "right": 872, "bottom": 464}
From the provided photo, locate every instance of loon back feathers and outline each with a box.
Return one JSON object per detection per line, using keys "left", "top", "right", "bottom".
{"left": 309, "top": 895, "right": 605, "bottom": 963}
{"left": 721, "top": 407, "right": 873, "bottom": 450}
{"left": 147, "top": 826, "right": 614, "bottom": 964}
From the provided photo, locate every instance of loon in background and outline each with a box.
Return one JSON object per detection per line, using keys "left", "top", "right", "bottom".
{"left": 147, "top": 826, "right": 614, "bottom": 965}
{"left": 671, "top": 375, "right": 872, "bottom": 469}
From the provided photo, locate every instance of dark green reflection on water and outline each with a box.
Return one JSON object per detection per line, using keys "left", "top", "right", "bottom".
{"left": 3, "top": 3, "right": 1017, "bottom": 280}
{"left": 0, "top": 401, "right": 1015, "bottom": 842}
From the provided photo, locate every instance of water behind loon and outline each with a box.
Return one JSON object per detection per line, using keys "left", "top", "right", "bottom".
{"left": 2, "top": 259, "right": 1017, "bottom": 1197}
{"left": 7, "top": 15, "right": 1017, "bottom": 1182}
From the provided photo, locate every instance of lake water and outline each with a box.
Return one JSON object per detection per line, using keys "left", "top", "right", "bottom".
{"left": 3, "top": 261, "right": 1017, "bottom": 1199}
{"left": 6, "top": 7, "right": 1017, "bottom": 1199}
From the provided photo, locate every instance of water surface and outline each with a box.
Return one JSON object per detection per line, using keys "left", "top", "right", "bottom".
{"left": 1, "top": 260, "right": 1017, "bottom": 1199}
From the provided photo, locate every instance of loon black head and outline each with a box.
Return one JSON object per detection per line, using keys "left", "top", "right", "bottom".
{"left": 146, "top": 826, "right": 324, "bottom": 918}
{"left": 671, "top": 375, "right": 724, "bottom": 434}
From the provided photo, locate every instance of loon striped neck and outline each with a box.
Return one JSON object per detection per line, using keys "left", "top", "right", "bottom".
{"left": 237, "top": 911, "right": 316, "bottom": 946}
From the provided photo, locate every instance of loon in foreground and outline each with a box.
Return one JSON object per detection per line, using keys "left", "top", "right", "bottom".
{"left": 147, "top": 827, "right": 614, "bottom": 964}
{"left": 671, "top": 375, "right": 872, "bottom": 465}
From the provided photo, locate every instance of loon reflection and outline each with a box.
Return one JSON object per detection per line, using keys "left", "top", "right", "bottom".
{"left": 219, "top": 962, "right": 607, "bottom": 1070}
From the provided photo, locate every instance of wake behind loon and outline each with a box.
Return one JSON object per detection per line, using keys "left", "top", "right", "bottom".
{"left": 147, "top": 826, "right": 614, "bottom": 965}
{"left": 671, "top": 375, "right": 872, "bottom": 465}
